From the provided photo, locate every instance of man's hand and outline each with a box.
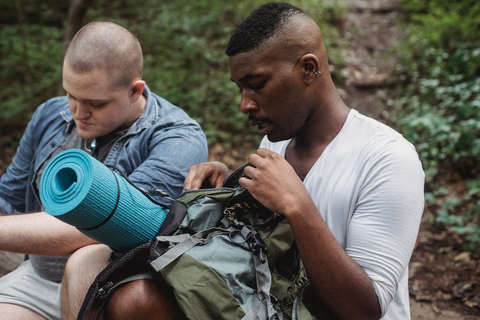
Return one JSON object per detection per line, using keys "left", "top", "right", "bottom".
{"left": 183, "top": 162, "right": 230, "bottom": 189}
{"left": 239, "top": 148, "right": 312, "bottom": 216}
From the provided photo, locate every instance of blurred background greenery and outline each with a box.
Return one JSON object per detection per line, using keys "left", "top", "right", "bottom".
{"left": 393, "top": 0, "right": 480, "bottom": 252}
{"left": 0, "top": 0, "right": 345, "bottom": 151}
{"left": 0, "top": 0, "right": 478, "bottom": 252}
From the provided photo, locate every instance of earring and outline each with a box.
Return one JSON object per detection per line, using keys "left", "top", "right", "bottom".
{"left": 312, "top": 69, "right": 321, "bottom": 76}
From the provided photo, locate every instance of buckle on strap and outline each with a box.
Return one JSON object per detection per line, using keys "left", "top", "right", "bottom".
{"left": 245, "top": 226, "right": 268, "bottom": 263}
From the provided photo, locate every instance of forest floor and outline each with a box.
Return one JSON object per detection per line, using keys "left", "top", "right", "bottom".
{"left": 1, "top": 0, "right": 479, "bottom": 318}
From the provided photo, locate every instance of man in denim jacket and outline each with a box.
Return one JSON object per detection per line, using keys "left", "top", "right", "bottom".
{"left": 0, "top": 21, "right": 208, "bottom": 320}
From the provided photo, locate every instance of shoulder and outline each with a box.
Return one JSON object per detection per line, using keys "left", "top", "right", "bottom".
{"left": 28, "top": 96, "right": 70, "bottom": 129}
{"left": 344, "top": 109, "right": 402, "bottom": 141}
{"left": 40, "top": 96, "right": 69, "bottom": 111}
{"left": 343, "top": 110, "right": 424, "bottom": 181}
{"left": 149, "top": 91, "right": 195, "bottom": 123}
{"left": 33, "top": 96, "right": 70, "bottom": 119}
{"left": 341, "top": 110, "right": 417, "bottom": 157}
{"left": 137, "top": 90, "right": 207, "bottom": 149}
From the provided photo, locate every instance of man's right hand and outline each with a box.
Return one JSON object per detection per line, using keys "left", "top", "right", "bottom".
{"left": 183, "top": 162, "right": 230, "bottom": 189}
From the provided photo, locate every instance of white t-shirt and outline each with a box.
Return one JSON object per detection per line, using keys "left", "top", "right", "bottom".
{"left": 260, "top": 109, "right": 425, "bottom": 319}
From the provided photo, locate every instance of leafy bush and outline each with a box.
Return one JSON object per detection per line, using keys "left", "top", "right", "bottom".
{"left": 394, "top": 0, "right": 480, "bottom": 251}
{"left": 0, "top": 24, "right": 63, "bottom": 132}
{"left": 0, "top": 0, "right": 345, "bottom": 154}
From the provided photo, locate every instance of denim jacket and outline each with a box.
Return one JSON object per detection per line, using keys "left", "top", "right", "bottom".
{"left": 0, "top": 84, "right": 208, "bottom": 214}
{"left": 0, "top": 85, "right": 208, "bottom": 282}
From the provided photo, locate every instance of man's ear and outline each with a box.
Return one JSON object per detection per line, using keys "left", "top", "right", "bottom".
{"left": 300, "top": 54, "right": 320, "bottom": 85}
{"left": 129, "top": 79, "right": 146, "bottom": 103}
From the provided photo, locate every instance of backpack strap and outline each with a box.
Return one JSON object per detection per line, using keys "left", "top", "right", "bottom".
{"left": 150, "top": 226, "right": 232, "bottom": 271}
{"left": 292, "top": 280, "right": 310, "bottom": 320}
{"left": 91, "top": 272, "right": 157, "bottom": 320}
{"left": 242, "top": 239, "right": 279, "bottom": 320}
{"left": 151, "top": 214, "right": 280, "bottom": 320}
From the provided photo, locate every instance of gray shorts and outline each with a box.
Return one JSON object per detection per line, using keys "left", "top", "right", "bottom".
{"left": 0, "top": 260, "right": 61, "bottom": 320}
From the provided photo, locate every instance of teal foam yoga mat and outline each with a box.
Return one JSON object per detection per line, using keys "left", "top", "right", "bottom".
{"left": 40, "top": 149, "right": 169, "bottom": 251}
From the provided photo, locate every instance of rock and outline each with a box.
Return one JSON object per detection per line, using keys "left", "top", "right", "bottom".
{"left": 350, "top": 73, "right": 392, "bottom": 88}
{"left": 454, "top": 252, "right": 471, "bottom": 264}
{"left": 409, "top": 261, "right": 423, "bottom": 279}
{"left": 452, "top": 281, "right": 476, "bottom": 299}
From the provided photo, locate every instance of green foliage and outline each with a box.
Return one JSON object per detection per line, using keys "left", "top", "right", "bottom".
{"left": 395, "top": 46, "right": 480, "bottom": 181}
{"left": 0, "top": 0, "right": 345, "bottom": 151}
{"left": 432, "top": 178, "right": 480, "bottom": 252}
{"left": 88, "top": 0, "right": 345, "bottom": 149}
{"left": 394, "top": 0, "right": 480, "bottom": 251}
{"left": 400, "top": 0, "right": 479, "bottom": 50}
{"left": 0, "top": 24, "right": 63, "bottom": 130}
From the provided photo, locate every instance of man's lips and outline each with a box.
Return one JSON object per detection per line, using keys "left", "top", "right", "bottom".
{"left": 248, "top": 115, "right": 270, "bottom": 135}
{"left": 248, "top": 115, "right": 268, "bottom": 126}
{"left": 75, "top": 119, "right": 92, "bottom": 128}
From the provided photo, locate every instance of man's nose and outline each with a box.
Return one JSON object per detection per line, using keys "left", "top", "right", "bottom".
{"left": 239, "top": 92, "right": 258, "bottom": 114}
{"left": 74, "top": 101, "right": 91, "bottom": 119}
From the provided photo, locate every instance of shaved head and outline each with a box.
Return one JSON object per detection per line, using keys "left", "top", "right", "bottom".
{"left": 226, "top": 2, "right": 328, "bottom": 67}
{"left": 64, "top": 21, "right": 143, "bottom": 88}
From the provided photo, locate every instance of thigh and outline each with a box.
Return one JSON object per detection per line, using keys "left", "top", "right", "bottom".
{"left": 0, "top": 260, "right": 62, "bottom": 320}
{"left": 61, "top": 244, "right": 112, "bottom": 320}
{"left": 0, "top": 303, "right": 47, "bottom": 320}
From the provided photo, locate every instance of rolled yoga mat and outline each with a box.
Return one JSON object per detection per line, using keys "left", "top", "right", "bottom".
{"left": 40, "top": 149, "right": 169, "bottom": 251}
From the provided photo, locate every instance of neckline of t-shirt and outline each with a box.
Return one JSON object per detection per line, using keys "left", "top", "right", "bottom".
{"left": 283, "top": 108, "right": 357, "bottom": 184}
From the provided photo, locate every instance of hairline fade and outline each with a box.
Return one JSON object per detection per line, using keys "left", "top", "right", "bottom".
{"left": 225, "top": 2, "right": 309, "bottom": 57}
{"left": 64, "top": 21, "right": 143, "bottom": 88}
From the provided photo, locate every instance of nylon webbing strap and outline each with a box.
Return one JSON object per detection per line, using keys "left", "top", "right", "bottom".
{"left": 242, "top": 243, "right": 278, "bottom": 320}
{"left": 93, "top": 272, "right": 156, "bottom": 320}
{"left": 150, "top": 227, "right": 232, "bottom": 272}
{"left": 292, "top": 280, "right": 310, "bottom": 320}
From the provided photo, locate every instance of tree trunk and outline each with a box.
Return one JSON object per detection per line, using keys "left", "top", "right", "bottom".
{"left": 59, "top": 0, "right": 94, "bottom": 94}
{"left": 63, "top": 0, "right": 95, "bottom": 55}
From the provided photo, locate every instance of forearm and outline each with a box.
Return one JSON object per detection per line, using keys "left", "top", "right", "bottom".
{"left": 0, "top": 212, "right": 97, "bottom": 255}
{"left": 285, "top": 200, "right": 381, "bottom": 320}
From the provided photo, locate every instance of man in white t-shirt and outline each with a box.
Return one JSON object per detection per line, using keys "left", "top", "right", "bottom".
{"left": 61, "top": 2, "right": 424, "bottom": 319}
{"left": 184, "top": 2, "right": 424, "bottom": 320}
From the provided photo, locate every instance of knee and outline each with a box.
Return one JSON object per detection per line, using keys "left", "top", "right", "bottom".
{"left": 104, "top": 280, "right": 186, "bottom": 320}
{"left": 64, "top": 247, "right": 87, "bottom": 278}
{"left": 106, "top": 280, "right": 151, "bottom": 316}
{"left": 63, "top": 244, "right": 111, "bottom": 285}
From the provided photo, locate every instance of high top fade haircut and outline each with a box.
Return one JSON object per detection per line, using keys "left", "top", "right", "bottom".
{"left": 64, "top": 21, "right": 143, "bottom": 88}
{"left": 226, "top": 2, "right": 307, "bottom": 56}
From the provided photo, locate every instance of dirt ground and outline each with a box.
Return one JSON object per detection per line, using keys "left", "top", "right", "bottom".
{"left": 1, "top": 0, "right": 479, "bottom": 318}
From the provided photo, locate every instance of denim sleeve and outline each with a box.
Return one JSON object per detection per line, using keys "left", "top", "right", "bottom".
{"left": 119, "top": 121, "right": 208, "bottom": 207}
{"left": 0, "top": 104, "right": 46, "bottom": 214}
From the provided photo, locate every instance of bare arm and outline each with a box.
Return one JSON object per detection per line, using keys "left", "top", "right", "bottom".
{"left": 240, "top": 149, "right": 381, "bottom": 320}
{"left": 0, "top": 212, "right": 97, "bottom": 256}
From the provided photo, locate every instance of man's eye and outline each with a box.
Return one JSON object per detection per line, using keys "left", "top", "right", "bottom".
{"left": 251, "top": 81, "right": 266, "bottom": 91}
{"left": 90, "top": 102, "right": 107, "bottom": 108}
